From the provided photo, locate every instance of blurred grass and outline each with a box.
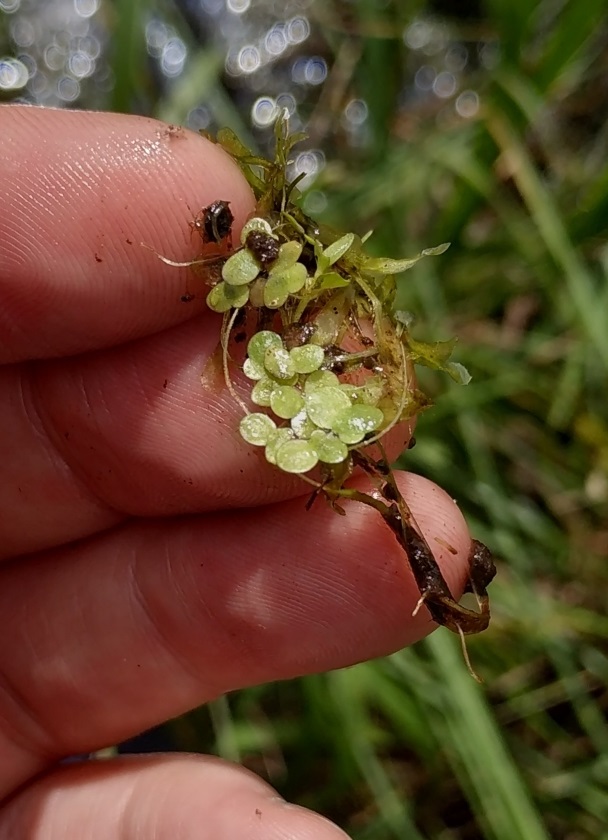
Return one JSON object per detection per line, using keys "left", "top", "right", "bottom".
{"left": 6, "top": 0, "right": 607, "bottom": 836}
{"left": 108, "top": 0, "right": 147, "bottom": 113}
{"left": 116, "top": 0, "right": 608, "bottom": 836}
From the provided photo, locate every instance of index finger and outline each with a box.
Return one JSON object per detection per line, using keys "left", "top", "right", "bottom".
{"left": 0, "top": 105, "right": 255, "bottom": 362}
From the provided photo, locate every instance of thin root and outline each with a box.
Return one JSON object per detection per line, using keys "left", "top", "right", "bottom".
{"left": 141, "top": 242, "right": 222, "bottom": 269}
{"left": 412, "top": 593, "right": 426, "bottom": 618}
{"left": 222, "top": 309, "right": 249, "bottom": 414}
{"left": 456, "top": 623, "right": 483, "bottom": 683}
{"left": 353, "top": 340, "right": 409, "bottom": 451}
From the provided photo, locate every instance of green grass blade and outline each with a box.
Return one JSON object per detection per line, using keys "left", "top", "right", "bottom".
{"left": 108, "top": 0, "right": 146, "bottom": 114}
{"left": 328, "top": 668, "right": 425, "bottom": 840}
{"left": 488, "top": 112, "right": 608, "bottom": 369}
{"left": 425, "top": 632, "right": 550, "bottom": 840}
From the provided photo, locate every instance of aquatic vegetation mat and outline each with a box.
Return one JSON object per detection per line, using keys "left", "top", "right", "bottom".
{"left": 153, "top": 116, "right": 496, "bottom": 658}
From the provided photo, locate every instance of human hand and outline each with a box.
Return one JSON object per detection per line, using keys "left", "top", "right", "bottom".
{"left": 0, "top": 105, "right": 473, "bottom": 838}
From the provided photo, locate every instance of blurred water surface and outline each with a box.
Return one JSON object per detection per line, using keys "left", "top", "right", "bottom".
{"left": 0, "top": 0, "right": 487, "bottom": 161}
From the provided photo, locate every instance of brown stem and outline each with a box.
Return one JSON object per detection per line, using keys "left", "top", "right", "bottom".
{"left": 325, "top": 448, "right": 495, "bottom": 636}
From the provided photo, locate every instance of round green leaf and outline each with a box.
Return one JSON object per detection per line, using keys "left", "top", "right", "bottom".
{"left": 239, "top": 413, "right": 277, "bottom": 446}
{"left": 270, "top": 385, "right": 305, "bottom": 419}
{"left": 281, "top": 262, "right": 308, "bottom": 293}
{"left": 263, "top": 273, "right": 290, "bottom": 309}
{"left": 243, "top": 357, "right": 265, "bottom": 381}
{"left": 222, "top": 248, "right": 261, "bottom": 286}
{"left": 275, "top": 438, "right": 319, "bottom": 474}
{"left": 310, "top": 430, "right": 349, "bottom": 464}
{"left": 331, "top": 405, "right": 384, "bottom": 445}
{"left": 265, "top": 428, "right": 295, "bottom": 465}
{"left": 206, "top": 281, "right": 249, "bottom": 313}
{"left": 250, "top": 376, "right": 274, "bottom": 405}
{"left": 303, "top": 370, "right": 339, "bottom": 393}
{"left": 264, "top": 346, "right": 296, "bottom": 381}
{"left": 305, "top": 386, "right": 352, "bottom": 429}
{"left": 273, "top": 240, "right": 303, "bottom": 271}
{"left": 247, "top": 331, "right": 283, "bottom": 367}
{"left": 290, "top": 408, "right": 317, "bottom": 439}
{"left": 290, "top": 344, "right": 325, "bottom": 374}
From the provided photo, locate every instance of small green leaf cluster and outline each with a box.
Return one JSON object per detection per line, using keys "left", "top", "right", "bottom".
{"left": 200, "top": 115, "right": 473, "bottom": 481}
{"left": 143, "top": 117, "right": 497, "bottom": 642}
{"left": 196, "top": 117, "right": 497, "bottom": 642}
{"left": 239, "top": 331, "right": 385, "bottom": 474}
{"left": 206, "top": 218, "right": 308, "bottom": 313}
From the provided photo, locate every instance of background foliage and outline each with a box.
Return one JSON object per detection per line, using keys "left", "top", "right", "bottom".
{"left": 2, "top": 0, "right": 607, "bottom": 837}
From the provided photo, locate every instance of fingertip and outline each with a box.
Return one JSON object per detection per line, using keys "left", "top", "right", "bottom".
{"left": 0, "top": 106, "right": 255, "bottom": 359}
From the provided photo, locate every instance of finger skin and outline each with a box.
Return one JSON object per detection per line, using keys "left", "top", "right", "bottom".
{"left": 1, "top": 314, "right": 411, "bottom": 557}
{"left": 0, "top": 473, "right": 470, "bottom": 798}
{"left": 0, "top": 105, "right": 255, "bottom": 361}
{"left": 0, "top": 755, "right": 350, "bottom": 840}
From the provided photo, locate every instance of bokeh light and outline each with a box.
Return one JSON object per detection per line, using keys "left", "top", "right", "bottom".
{"left": 161, "top": 37, "right": 187, "bottom": 77}
{"left": 74, "top": 0, "right": 99, "bottom": 18}
{"left": 286, "top": 16, "right": 310, "bottom": 44}
{"left": 433, "top": 70, "right": 456, "bottom": 99}
{"left": 0, "top": 1, "right": 485, "bottom": 163}
{"left": 343, "top": 98, "right": 368, "bottom": 127}
{"left": 237, "top": 44, "right": 261, "bottom": 74}
{"left": 252, "top": 95, "right": 278, "bottom": 127}
{"left": 455, "top": 89, "right": 480, "bottom": 118}
{"left": 0, "top": 56, "right": 28, "bottom": 89}
{"left": 226, "top": 0, "right": 251, "bottom": 13}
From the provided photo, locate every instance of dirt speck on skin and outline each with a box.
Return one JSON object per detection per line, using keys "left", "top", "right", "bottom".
{"left": 94, "top": 253, "right": 103, "bottom": 263}
{"left": 162, "top": 124, "right": 186, "bottom": 140}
